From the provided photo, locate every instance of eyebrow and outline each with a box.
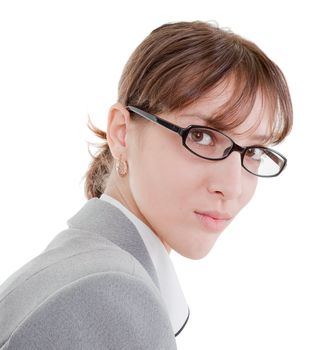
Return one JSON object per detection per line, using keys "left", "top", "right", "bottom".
{"left": 248, "top": 135, "right": 271, "bottom": 145}
{"left": 175, "top": 113, "right": 216, "bottom": 127}
{"left": 176, "top": 112, "right": 210, "bottom": 120}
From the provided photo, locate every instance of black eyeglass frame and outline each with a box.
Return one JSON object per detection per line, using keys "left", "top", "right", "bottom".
{"left": 126, "top": 105, "right": 287, "bottom": 178}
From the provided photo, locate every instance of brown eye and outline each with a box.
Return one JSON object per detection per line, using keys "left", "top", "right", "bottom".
{"left": 189, "top": 129, "right": 213, "bottom": 146}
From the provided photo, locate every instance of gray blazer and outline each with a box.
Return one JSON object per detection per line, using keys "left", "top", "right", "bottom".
{"left": 0, "top": 198, "right": 185, "bottom": 349}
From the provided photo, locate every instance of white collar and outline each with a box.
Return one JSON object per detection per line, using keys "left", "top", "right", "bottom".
{"left": 100, "top": 193, "right": 189, "bottom": 336}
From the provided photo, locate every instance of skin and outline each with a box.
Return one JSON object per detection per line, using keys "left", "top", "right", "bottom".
{"left": 104, "top": 80, "right": 272, "bottom": 260}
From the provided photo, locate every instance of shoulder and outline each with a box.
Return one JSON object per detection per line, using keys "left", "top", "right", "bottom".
{"left": 4, "top": 271, "right": 176, "bottom": 350}
{"left": 1, "top": 229, "right": 170, "bottom": 349}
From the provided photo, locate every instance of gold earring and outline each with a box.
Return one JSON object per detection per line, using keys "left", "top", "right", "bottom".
{"left": 115, "top": 155, "right": 128, "bottom": 177}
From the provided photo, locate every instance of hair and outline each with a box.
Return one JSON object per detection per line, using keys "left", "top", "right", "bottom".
{"left": 83, "top": 20, "right": 293, "bottom": 199}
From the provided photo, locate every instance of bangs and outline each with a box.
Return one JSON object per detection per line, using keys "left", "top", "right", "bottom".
{"left": 205, "top": 68, "right": 287, "bottom": 146}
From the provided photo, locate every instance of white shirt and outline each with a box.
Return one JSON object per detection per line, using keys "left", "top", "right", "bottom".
{"left": 100, "top": 193, "right": 189, "bottom": 336}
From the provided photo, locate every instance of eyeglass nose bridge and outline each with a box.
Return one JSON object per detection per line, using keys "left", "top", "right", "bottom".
{"left": 223, "top": 141, "right": 247, "bottom": 160}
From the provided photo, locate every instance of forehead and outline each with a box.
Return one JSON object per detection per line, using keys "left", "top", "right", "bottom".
{"left": 170, "top": 81, "right": 273, "bottom": 145}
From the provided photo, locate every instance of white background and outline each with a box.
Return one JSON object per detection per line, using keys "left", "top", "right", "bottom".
{"left": 0, "top": 0, "right": 331, "bottom": 349}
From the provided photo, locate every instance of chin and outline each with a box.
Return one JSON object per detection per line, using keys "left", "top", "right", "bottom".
{"left": 177, "top": 244, "right": 214, "bottom": 260}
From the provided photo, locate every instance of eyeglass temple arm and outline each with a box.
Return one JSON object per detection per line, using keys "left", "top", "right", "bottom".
{"left": 126, "top": 106, "right": 184, "bottom": 135}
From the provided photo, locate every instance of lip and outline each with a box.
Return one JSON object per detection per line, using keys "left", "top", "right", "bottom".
{"left": 194, "top": 211, "right": 232, "bottom": 232}
{"left": 195, "top": 210, "right": 232, "bottom": 221}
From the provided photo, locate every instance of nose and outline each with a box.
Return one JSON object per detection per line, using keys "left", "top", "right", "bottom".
{"left": 209, "top": 152, "right": 243, "bottom": 200}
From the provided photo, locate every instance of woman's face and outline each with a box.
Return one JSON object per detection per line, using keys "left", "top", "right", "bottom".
{"left": 108, "top": 83, "right": 272, "bottom": 260}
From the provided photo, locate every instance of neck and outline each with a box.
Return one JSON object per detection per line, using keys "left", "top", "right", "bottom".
{"left": 104, "top": 175, "right": 172, "bottom": 254}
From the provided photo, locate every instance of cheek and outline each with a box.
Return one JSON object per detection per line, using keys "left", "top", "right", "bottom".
{"left": 240, "top": 175, "right": 259, "bottom": 208}
{"left": 128, "top": 130, "right": 191, "bottom": 214}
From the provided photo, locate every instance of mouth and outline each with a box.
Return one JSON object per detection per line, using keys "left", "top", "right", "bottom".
{"left": 194, "top": 209, "right": 232, "bottom": 220}
{"left": 194, "top": 211, "right": 231, "bottom": 232}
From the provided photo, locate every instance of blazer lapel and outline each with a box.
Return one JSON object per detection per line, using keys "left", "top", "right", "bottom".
{"left": 66, "top": 198, "right": 160, "bottom": 290}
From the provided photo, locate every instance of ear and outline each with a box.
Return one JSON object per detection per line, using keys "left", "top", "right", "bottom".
{"left": 106, "top": 102, "right": 131, "bottom": 159}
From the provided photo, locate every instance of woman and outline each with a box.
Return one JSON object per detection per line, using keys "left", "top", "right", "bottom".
{"left": 0, "top": 20, "right": 292, "bottom": 349}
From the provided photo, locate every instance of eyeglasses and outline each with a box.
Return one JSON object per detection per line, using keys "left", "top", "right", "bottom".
{"left": 126, "top": 105, "right": 287, "bottom": 178}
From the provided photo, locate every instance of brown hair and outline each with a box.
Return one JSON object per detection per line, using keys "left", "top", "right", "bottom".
{"left": 84, "top": 20, "right": 293, "bottom": 199}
